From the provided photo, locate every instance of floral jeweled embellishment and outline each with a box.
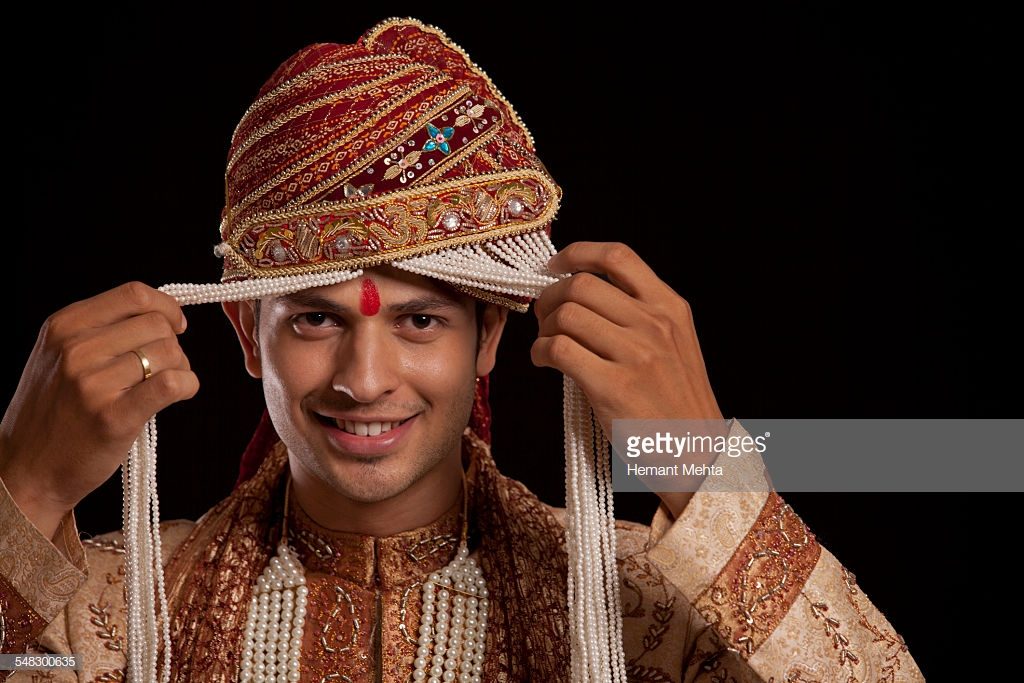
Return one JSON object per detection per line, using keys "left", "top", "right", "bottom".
{"left": 423, "top": 122, "right": 456, "bottom": 155}
{"left": 455, "top": 102, "right": 487, "bottom": 132}
{"left": 383, "top": 147, "right": 424, "bottom": 183}
{"left": 254, "top": 227, "right": 295, "bottom": 261}
{"left": 333, "top": 234, "right": 353, "bottom": 254}
{"left": 270, "top": 242, "right": 293, "bottom": 263}
{"left": 505, "top": 197, "right": 525, "bottom": 217}
{"left": 439, "top": 210, "right": 462, "bottom": 232}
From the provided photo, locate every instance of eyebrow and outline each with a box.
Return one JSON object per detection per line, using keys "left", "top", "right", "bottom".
{"left": 276, "top": 289, "right": 465, "bottom": 315}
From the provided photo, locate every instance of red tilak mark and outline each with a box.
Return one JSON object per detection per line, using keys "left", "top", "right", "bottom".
{"left": 360, "top": 278, "right": 380, "bottom": 316}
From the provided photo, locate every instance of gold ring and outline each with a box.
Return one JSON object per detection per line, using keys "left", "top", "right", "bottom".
{"left": 131, "top": 348, "right": 153, "bottom": 382}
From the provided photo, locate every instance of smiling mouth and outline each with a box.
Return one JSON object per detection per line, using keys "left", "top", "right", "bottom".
{"left": 313, "top": 412, "right": 416, "bottom": 437}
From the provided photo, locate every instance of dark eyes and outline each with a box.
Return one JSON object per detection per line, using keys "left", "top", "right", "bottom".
{"left": 408, "top": 314, "right": 439, "bottom": 330}
{"left": 293, "top": 312, "right": 442, "bottom": 332}
{"left": 298, "top": 312, "right": 330, "bottom": 327}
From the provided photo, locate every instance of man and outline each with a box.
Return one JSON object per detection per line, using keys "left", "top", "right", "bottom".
{"left": 0, "top": 17, "right": 925, "bottom": 682}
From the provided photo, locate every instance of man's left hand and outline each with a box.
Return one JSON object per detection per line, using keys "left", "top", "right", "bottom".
{"left": 531, "top": 241, "right": 724, "bottom": 519}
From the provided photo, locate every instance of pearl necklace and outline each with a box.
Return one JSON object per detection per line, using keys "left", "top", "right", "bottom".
{"left": 239, "top": 469, "right": 488, "bottom": 683}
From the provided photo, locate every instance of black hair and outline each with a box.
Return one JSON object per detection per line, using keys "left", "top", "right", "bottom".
{"left": 251, "top": 298, "right": 262, "bottom": 330}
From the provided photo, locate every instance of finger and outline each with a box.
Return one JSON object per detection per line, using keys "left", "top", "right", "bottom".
{"left": 72, "top": 310, "right": 182, "bottom": 363}
{"left": 530, "top": 333, "right": 610, "bottom": 397}
{"left": 112, "top": 368, "right": 200, "bottom": 429}
{"left": 534, "top": 271, "right": 640, "bottom": 327}
{"left": 102, "top": 337, "right": 191, "bottom": 391}
{"left": 58, "top": 281, "right": 186, "bottom": 336}
{"left": 537, "top": 301, "right": 630, "bottom": 362}
{"left": 546, "top": 241, "right": 671, "bottom": 304}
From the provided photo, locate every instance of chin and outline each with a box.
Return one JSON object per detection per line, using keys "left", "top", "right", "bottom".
{"left": 320, "top": 454, "right": 420, "bottom": 504}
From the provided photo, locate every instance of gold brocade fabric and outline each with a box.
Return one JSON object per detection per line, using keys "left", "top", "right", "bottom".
{"left": 161, "top": 426, "right": 573, "bottom": 682}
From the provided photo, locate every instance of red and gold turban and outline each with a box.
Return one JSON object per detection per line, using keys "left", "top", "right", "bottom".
{"left": 215, "top": 17, "right": 563, "bottom": 313}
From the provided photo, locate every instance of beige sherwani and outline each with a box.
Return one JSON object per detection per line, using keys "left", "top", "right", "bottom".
{"left": 0, "top": 418, "right": 925, "bottom": 681}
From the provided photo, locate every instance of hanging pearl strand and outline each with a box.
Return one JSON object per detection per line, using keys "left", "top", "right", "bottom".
{"left": 577, "top": 383, "right": 607, "bottom": 680}
{"left": 594, "top": 417, "right": 626, "bottom": 679}
{"left": 146, "top": 417, "right": 173, "bottom": 682}
{"left": 391, "top": 230, "right": 560, "bottom": 297}
{"left": 121, "top": 409, "right": 172, "bottom": 682}
{"left": 564, "top": 375, "right": 628, "bottom": 682}
{"left": 411, "top": 466, "right": 488, "bottom": 683}
{"left": 574, "top": 373, "right": 608, "bottom": 682}
{"left": 563, "top": 374, "right": 590, "bottom": 681}
{"left": 121, "top": 431, "right": 142, "bottom": 680}
{"left": 239, "top": 475, "right": 307, "bottom": 683}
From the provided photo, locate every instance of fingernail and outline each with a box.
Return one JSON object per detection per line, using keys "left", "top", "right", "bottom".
{"left": 180, "top": 311, "right": 188, "bottom": 332}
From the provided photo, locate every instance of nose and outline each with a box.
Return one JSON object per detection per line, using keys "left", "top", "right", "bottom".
{"left": 330, "top": 324, "right": 399, "bottom": 403}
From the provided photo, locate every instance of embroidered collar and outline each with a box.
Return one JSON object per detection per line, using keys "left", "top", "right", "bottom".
{"left": 282, "top": 444, "right": 480, "bottom": 590}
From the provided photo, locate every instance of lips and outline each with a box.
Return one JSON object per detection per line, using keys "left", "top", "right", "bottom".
{"left": 313, "top": 411, "right": 419, "bottom": 457}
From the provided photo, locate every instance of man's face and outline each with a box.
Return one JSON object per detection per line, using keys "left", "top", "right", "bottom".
{"left": 223, "top": 264, "right": 507, "bottom": 505}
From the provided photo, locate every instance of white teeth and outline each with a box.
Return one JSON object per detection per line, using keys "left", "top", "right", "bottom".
{"left": 335, "top": 419, "right": 401, "bottom": 436}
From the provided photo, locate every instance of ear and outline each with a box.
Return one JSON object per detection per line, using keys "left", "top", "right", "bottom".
{"left": 475, "top": 304, "right": 509, "bottom": 377}
{"left": 221, "top": 300, "right": 262, "bottom": 379}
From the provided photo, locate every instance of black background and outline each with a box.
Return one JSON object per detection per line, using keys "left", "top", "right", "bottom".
{"left": 6, "top": 4, "right": 1018, "bottom": 680}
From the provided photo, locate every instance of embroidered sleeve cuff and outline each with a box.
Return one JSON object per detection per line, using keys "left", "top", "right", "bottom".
{"left": 0, "top": 473, "right": 89, "bottom": 626}
{"left": 644, "top": 419, "right": 926, "bottom": 681}
{"left": 644, "top": 418, "right": 821, "bottom": 654}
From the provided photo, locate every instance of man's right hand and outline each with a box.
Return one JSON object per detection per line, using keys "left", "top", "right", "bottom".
{"left": 0, "top": 282, "right": 199, "bottom": 540}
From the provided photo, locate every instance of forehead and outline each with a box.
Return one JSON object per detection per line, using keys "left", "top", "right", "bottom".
{"left": 271, "top": 265, "right": 473, "bottom": 309}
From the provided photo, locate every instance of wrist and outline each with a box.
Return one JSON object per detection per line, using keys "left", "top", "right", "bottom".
{"left": 657, "top": 491, "right": 694, "bottom": 521}
{"left": 0, "top": 463, "right": 74, "bottom": 542}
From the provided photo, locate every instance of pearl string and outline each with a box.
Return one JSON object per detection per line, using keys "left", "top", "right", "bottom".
{"left": 564, "top": 374, "right": 628, "bottom": 682}
{"left": 121, "top": 435, "right": 141, "bottom": 680}
{"left": 389, "top": 231, "right": 560, "bottom": 297}
{"left": 412, "top": 466, "right": 488, "bottom": 683}
{"left": 578, "top": 390, "right": 606, "bottom": 680}
{"left": 161, "top": 267, "right": 365, "bottom": 306}
{"left": 147, "top": 417, "right": 173, "bottom": 683}
{"left": 595, "top": 422, "right": 626, "bottom": 679}
{"left": 239, "top": 476, "right": 307, "bottom": 683}
{"left": 563, "top": 375, "right": 590, "bottom": 680}
{"left": 121, "top": 226, "right": 623, "bottom": 682}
